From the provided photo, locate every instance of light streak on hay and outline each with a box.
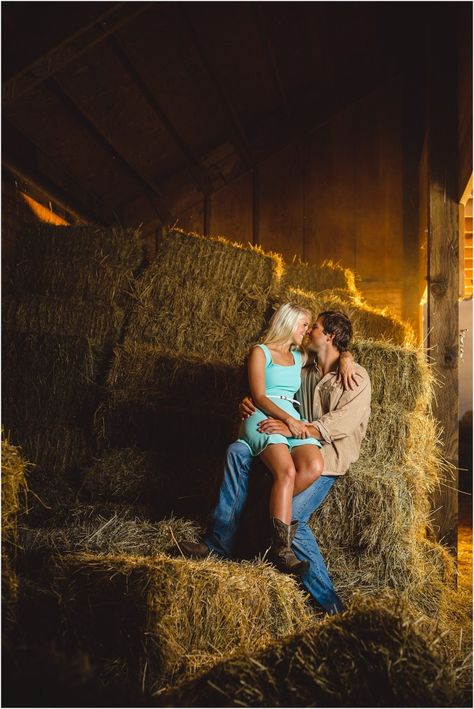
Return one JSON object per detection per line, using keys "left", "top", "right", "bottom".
{"left": 284, "top": 285, "right": 416, "bottom": 346}
{"left": 282, "top": 257, "right": 359, "bottom": 295}
{"left": 156, "top": 592, "right": 469, "bottom": 708}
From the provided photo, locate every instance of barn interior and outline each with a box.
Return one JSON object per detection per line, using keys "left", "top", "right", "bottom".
{"left": 2, "top": 2, "right": 473, "bottom": 707}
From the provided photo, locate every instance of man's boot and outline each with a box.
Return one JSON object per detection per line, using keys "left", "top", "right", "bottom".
{"left": 172, "top": 540, "right": 211, "bottom": 559}
{"left": 267, "top": 518, "right": 309, "bottom": 576}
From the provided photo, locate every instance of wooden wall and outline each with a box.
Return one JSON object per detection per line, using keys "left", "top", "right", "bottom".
{"left": 173, "top": 75, "right": 411, "bottom": 324}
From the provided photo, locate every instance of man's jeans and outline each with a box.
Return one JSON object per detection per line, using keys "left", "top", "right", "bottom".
{"left": 205, "top": 441, "right": 344, "bottom": 614}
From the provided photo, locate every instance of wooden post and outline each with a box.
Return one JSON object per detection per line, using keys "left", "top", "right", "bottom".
{"left": 427, "top": 9, "right": 460, "bottom": 551}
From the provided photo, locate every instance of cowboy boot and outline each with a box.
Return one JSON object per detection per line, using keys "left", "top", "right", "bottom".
{"left": 268, "top": 518, "right": 309, "bottom": 576}
{"left": 171, "top": 540, "right": 211, "bottom": 559}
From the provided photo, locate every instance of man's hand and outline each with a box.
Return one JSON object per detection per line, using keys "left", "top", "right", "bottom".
{"left": 337, "top": 351, "right": 362, "bottom": 391}
{"left": 239, "top": 396, "right": 256, "bottom": 420}
{"left": 257, "top": 418, "right": 292, "bottom": 437}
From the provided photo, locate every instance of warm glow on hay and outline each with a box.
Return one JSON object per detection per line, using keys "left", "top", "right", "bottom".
{"left": 21, "top": 192, "right": 69, "bottom": 225}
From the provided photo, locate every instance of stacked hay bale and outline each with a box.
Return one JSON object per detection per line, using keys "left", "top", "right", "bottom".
{"left": 39, "top": 549, "right": 313, "bottom": 694}
{"left": 92, "top": 228, "right": 283, "bottom": 518}
{"left": 3, "top": 224, "right": 143, "bottom": 523}
{"left": 156, "top": 593, "right": 469, "bottom": 708}
{"left": 2, "top": 435, "right": 30, "bottom": 624}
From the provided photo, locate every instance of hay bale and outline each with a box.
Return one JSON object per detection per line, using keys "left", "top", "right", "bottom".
{"left": 10, "top": 224, "right": 143, "bottom": 304}
{"left": 126, "top": 228, "right": 282, "bottom": 365}
{"left": 50, "top": 551, "right": 313, "bottom": 692}
{"left": 281, "top": 257, "right": 358, "bottom": 294}
{"left": 2, "top": 332, "right": 105, "bottom": 426}
{"left": 5, "top": 424, "right": 93, "bottom": 475}
{"left": 80, "top": 447, "right": 224, "bottom": 519}
{"left": 3, "top": 294, "right": 125, "bottom": 346}
{"left": 19, "top": 514, "right": 203, "bottom": 558}
{"left": 105, "top": 338, "right": 246, "bottom": 415}
{"left": 310, "top": 460, "right": 428, "bottom": 556}
{"left": 283, "top": 286, "right": 415, "bottom": 346}
{"left": 156, "top": 593, "right": 464, "bottom": 708}
{"left": 94, "top": 398, "right": 237, "bottom": 456}
{"left": 2, "top": 435, "right": 30, "bottom": 609}
{"left": 351, "top": 339, "right": 432, "bottom": 411}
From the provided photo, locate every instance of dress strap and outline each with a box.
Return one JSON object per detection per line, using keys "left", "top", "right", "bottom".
{"left": 256, "top": 343, "right": 272, "bottom": 366}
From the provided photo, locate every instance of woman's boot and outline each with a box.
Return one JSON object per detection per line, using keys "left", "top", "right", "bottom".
{"left": 268, "top": 518, "right": 309, "bottom": 576}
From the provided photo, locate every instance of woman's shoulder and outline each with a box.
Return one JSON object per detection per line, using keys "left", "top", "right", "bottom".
{"left": 250, "top": 343, "right": 271, "bottom": 364}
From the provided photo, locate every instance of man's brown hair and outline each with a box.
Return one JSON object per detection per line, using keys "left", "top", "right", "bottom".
{"left": 318, "top": 311, "right": 353, "bottom": 353}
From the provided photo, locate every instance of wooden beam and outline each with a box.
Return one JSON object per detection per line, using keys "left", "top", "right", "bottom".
{"left": 3, "top": 2, "right": 151, "bottom": 107}
{"left": 2, "top": 120, "right": 107, "bottom": 224}
{"left": 107, "top": 35, "right": 214, "bottom": 195}
{"left": 176, "top": 6, "right": 253, "bottom": 170}
{"left": 49, "top": 78, "right": 172, "bottom": 224}
{"left": 426, "top": 10, "right": 460, "bottom": 552}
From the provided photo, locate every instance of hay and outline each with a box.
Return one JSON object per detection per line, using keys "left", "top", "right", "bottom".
{"left": 105, "top": 338, "right": 246, "bottom": 414}
{"left": 2, "top": 435, "right": 30, "bottom": 608}
{"left": 49, "top": 551, "right": 313, "bottom": 692}
{"left": 10, "top": 224, "right": 143, "bottom": 304}
{"left": 94, "top": 398, "right": 238, "bottom": 455}
{"left": 19, "top": 514, "right": 203, "bottom": 558}
{"left": 127, "top": 275, "right": 270, "bottom": 365}
{"left": 311, "top": 461, "right": 428, "bottom": 555}
{"left": 4, "top": 424, "right": 93, "bottom": 475}
{"left": 281, "top": 257, "right": 358, "bottom": 294}
{"left": 350, "top": 339, "right": 433, "bottom": 411}
{"left": 156, "top": 593, "right": 466, "bottom": 708}
{"left": 2, "top": 332, "right": 105, "bottom": 426}
{"left": 126, "top": 228, "right": 283, "bottom": 365}
{"left": 80, "top": 445, "right": 228, "bottom": 521}
{"left": 3, "top": 294, "right": 125, "bottom": 346}
{"left": 80, "top": 448, "right": 162, "bottom": 503}
{"left": 283, "top": 286, "right": 415, "bottom": 346}
{"left": 155, "top": 228, "right": 283, "bottom": 292}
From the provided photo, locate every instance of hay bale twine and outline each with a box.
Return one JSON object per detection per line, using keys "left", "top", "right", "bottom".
{"left": 156, "top": 594, "right": 466, "bottom": 708}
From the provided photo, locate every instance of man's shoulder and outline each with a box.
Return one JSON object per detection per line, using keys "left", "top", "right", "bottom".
{"left": 352, "top": 363, "right": 371, "bottom": 386}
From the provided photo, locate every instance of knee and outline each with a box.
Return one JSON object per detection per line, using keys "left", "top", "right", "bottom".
{"left": 278, "top": 464, "right": 296, "bottom": 487}
{"left": 304, "top": 457, "right": 324, "bottom": 484}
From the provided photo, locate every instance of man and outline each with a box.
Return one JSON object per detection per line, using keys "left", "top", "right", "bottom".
{"left": 176, "top": 311, "right": 371, "bottom": 614}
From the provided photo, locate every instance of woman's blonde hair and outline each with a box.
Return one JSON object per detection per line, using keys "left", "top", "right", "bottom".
{"left": 263, "top": 303, "right": 312, "bottom": 348}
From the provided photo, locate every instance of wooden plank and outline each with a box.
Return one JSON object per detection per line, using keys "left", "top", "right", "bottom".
{"left": 257, "top": 143, "right": 304, "bottom": 260}
{"left": 427, "top": 10, "right": 459, "bottom": 552}
{"left": 305, "top": 107, "right": 357, "bottom": 270}
{"left": 355, "top": 76, "right": 404, "bottom": 284}
{"left": 210, "top": 173, "right": 253, "bottom": 245}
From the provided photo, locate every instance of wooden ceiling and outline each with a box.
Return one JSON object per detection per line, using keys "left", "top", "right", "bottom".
{"left": 3, "top": 2, "right": 428, "bottom": 228}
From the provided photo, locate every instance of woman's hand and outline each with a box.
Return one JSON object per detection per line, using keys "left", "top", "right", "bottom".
{"left": 239, "top": 396, "right": 256, "bottom": 420}
{"left": 286, "top": 417, "right": 309, "bottom": 439}
{"left": 337, "top": 351, "right": 361, "bottom": 391}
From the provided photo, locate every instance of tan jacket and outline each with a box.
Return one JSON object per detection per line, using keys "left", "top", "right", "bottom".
{"left": 295, "top": 362, "right": 371, "bottom": 476}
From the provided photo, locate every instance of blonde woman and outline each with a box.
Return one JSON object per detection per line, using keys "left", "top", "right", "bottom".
{"left": 237, "top": 303, "right": 323, "bottom": 575}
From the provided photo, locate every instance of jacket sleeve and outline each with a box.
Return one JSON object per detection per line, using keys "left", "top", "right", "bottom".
{"left": 311, "top": 373, "right": 372, "bottom": 444}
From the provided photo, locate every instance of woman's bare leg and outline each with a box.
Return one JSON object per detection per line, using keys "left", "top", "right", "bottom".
{"left": 260, "top": 444, "right": 296, "bottom": 525}
{"left": 291, "top": 445, "right": 324, "bottom": 496}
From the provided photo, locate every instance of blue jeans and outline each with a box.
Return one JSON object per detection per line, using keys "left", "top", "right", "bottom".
{"left": 205, "top": 441, "right": 344, "bottom": 614}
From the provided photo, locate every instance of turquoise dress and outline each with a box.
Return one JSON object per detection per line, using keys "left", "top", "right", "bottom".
{"left": 237, "top": 344, "right": 322, "bottom": 456}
